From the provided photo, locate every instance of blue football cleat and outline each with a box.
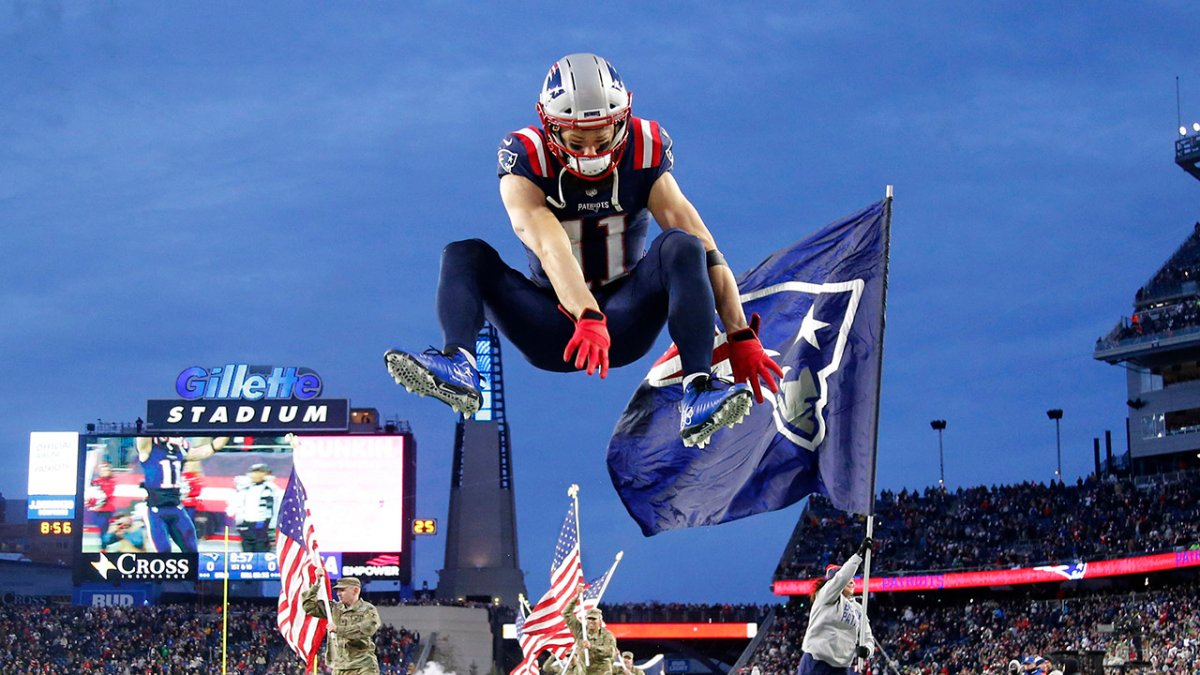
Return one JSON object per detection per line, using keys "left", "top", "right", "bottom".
{"left": 679, "top": 375, "right": 754, "bottom": 448}
{"left": 385, "top": 348, "right": 482, "bottom": 416}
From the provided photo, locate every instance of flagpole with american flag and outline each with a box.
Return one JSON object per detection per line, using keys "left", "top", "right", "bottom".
{"left": 581, "top": 550, "right": 622, "bottom": 612}
{"left": 567, "top": 550, "right": 625, "bottom": 669}
{"left": 511, "top": 484, "right": 585, "bottom": 675}
{"left": 275, "top": 454, "right": 332, "bottom": 669}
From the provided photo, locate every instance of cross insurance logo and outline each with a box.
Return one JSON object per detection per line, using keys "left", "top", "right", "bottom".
{"left": 88, "top": 552, "right": 193, "bottom": 581}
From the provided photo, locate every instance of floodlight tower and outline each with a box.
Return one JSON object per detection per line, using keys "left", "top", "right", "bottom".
{"left": 1176, "top": 121, "right": 1200, "bottom": 182}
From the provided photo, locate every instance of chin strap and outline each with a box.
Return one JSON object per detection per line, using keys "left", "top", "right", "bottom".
{"left": 610, "top": 165, "right": 623, "bottom": 213}
{"left": 544, "top": 164, "right": 623, "bottom": 213}
{"left": 546, "top": 167, "right": 569, "bottom": 210}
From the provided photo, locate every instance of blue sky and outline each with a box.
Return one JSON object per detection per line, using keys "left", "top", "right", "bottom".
{"left": 2, "top": 3, "right": 1198, "bottom": 603}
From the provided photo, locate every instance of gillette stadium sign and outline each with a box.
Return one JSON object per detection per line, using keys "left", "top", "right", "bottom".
{"left": 146, "top": 364, "right": 349, "bottom": 432}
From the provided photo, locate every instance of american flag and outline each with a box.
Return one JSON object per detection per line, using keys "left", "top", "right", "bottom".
{"left": 275, "top": 469, "right": 330, "bottom": 667}
{"left": 512, "top": 612, "right": 544, "bottom": 675}
{"left": 581, "top": 554, "right": 621, "bottom": 612}
{"left": 510, "top": 494, "right": 584, "bottom": 675}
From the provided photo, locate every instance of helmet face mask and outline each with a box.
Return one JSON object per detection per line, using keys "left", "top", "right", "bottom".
{"left": 537, "top": 53, "right": 632, "bottom": 180}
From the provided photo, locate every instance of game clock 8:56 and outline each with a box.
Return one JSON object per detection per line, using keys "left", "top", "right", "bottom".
{"left": 37, "top": 520, "right": 73, "bottom": 536}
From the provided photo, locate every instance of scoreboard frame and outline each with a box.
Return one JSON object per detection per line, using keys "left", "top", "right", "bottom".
{"left": 58, "top": 431, "right": 417, "bottom": 585}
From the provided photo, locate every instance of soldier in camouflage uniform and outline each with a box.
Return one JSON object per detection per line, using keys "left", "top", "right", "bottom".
{"left": 542, "top": 649, "right": 586, "bottom": 675}
{"left": 563, "top": 584, "right": 618, "bottom": 675}
{"left": 613, "top": 651, "right": 645, "bottom": 675}
{"left": 302, "top": 577, "right": 382, "bottom": 675}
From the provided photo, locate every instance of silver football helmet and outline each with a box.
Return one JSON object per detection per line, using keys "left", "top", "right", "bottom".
{"left": 537, "top": 53, "right": 633, "bottom": 180}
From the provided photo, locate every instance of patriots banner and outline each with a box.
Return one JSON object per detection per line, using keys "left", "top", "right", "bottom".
{"left": 607, "top": 198, "right": 890, "bottom": 535}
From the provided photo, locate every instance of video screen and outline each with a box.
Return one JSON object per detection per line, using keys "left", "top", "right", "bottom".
{"left": 28, "top": 432, "right": 80, "bottom": 520}
{"left": 78, "top": 435, "right": 404, "bottom": 580}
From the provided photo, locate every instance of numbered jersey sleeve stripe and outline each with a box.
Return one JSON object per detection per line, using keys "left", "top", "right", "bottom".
{"left": 515, "top": 127, "right": 551, "bottom": 177}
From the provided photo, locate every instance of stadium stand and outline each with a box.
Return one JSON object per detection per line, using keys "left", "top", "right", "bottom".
{"left": 745, "top": 582, "right": 1200, "bottom": 674}
{"left": 775, "top": 473, "right": 1200, "bottom": 580}
{"left": 596, "top": 602, "right": 770, "bottom": 624}
{"left": 1097, "top": 222, "right": 1200, "bottom": 348}
{"left": 0, "top": 601, "right": 420, "bottom": 674}
{"left": 751, "top": 471, "right": 1200, "bottom": 675}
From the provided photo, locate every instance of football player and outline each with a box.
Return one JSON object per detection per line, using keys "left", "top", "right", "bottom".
{"left": 85, "top": 461, "right": 117, "bottom": 535}
{"left": 386, "top": 53, "right": 781, "bottom": 448}
{"left": 135, "top": 436, "right": 229, "bottom": 552}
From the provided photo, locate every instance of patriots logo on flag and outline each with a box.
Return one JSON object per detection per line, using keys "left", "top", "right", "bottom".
{"left": 607, "top": 199, "right": 890, "bottom": 535}
{"left": 647, "top": 280, "right": 862, "bottom": 450}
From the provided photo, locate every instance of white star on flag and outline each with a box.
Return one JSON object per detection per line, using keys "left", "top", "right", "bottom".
{"left": 794, "top": 305, "right": 830, "bottom": 349}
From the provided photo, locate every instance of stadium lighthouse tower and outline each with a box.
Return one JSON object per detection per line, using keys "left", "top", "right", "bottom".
{"left": 437, "top": 323, "right": 526, "bottom": 605}
{"left": 1093, "top": 121, "right": 1200, "bottom": 474}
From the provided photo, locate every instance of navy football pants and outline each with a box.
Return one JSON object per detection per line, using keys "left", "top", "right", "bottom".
{"left": 437, "top": 229, "right": 715, "bottom": 376}
{"left": 146, "top": 505, "right": 198, "bottom": 553}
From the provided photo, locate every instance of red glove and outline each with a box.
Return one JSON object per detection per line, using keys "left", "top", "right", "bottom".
{"left": 728, "top": 312, "right": 783, "bottom": 403}
{"left": 561, "top": 306, "right": 610, "bottom": 378}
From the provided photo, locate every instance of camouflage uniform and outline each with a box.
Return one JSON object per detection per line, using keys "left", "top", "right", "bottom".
{"left": 302, "top": 577, "right": 382, "bottom": 675}
{"left": 613, "top": 652, "right": 645, "bottom": 675}
{"left": 563, "top": 596, "right": 617, "bottom": 675}
{"left": 542, "top": 651, "right": 587, "bottom": 675}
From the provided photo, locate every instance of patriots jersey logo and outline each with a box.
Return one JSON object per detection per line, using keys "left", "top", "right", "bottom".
{"left": 648, "top": 279, "right": 863, "bottom": 450}
{"left": 498, "top": 148, "right": 518, "bottom": 174}
{"left": 1034, "top": 562, "right": 1088, "bottom": 580}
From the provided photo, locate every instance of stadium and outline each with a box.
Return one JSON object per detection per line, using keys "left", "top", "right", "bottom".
{"left": 6, "top": 172, "right": 1200, "bottom": 672}
{"left": 4, "top": 6, "right": 1200, "bottom": 675}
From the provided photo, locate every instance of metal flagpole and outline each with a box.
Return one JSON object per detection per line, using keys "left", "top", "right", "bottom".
{"left": 306, "top": 541, "right": 335, "bottom": 625}
{"left": 222, "top": 525, "right": 230, "bottom": 675}
{"left": 593, "top": 551, "right": 623, "bottom": 601}
{"left": 292, "top": 436, "right": 337, "bottom": 628}
{"left": 569, "top": 483, "right": 581, "bottom": 557}
{"left": 571, "top": 482, "right": 590, "bottom": 667}
{"left": 856, "top": 185, "right": 893, "bottom": 670}
{"left": 302, "top": 511, "right": 335, "bottom": 672}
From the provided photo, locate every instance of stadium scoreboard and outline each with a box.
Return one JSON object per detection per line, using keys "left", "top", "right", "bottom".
{"left": 27, "top": 364, "right": 418, "bottom": 586}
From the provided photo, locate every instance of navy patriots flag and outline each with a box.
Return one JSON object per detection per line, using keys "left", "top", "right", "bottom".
{"left": 607, "top": 198, "right": 890, "bottom": 535}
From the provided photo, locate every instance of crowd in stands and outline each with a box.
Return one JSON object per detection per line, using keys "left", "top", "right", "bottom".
{"left": 0, "top": 601, "right": 419, "bottom": 674}
{"left": 1102, "top": 299, "right": 1200, "bottom": 344}
{"left": 1094, "top": 222, "right": 1200, "bottom": 347}
{"left": 746, "top": 582, "right": 1200, "bottom": 674}
{"left": 1135, "top": 222, "right": 1200, "bottom": 300}
{"left": 776, "top": 473, "right": 1200, "bottom": 581}
{"left": 597, "top": 602, "right": 770, "bottom": 624}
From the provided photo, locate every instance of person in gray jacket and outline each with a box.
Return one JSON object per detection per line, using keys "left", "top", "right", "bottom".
{"left": 798, "top": 538, "right": 875, "bottom": 675}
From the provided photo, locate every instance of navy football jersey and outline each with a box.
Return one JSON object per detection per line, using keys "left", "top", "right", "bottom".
{"left": 497, "top": 117, "right": 674, "bottom": 289}
{"left": 141, "top": 439, "right": 187, "bottom": 508}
